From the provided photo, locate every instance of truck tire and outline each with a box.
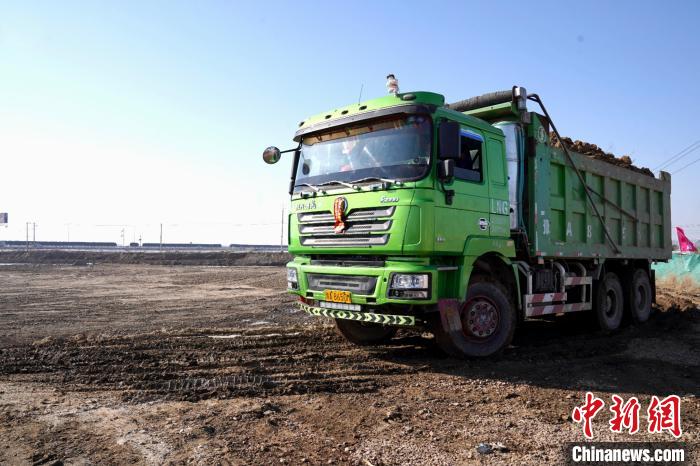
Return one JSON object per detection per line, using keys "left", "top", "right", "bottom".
{"left": 434, "top": 281, "right": 516, "bottom": 358}
{"left": 594, "top": 272, "right": 624, "bottom": 331}
{"left": 627, "top": 269, "right": 652, "bottom": 323}
{"left": 335, "top": 319, "right": 397, "bottom": 346}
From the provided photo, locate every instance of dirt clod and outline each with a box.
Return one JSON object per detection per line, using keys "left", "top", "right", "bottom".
{"left": 476, "top": 443, "right": 493, "bottom": 455}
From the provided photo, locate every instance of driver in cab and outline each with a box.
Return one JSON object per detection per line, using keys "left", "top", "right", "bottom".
{"left": 339, "top": 136, "right": 379, "bottom": 171}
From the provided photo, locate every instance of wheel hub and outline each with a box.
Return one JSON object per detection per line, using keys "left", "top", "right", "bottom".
{"left": 461, "top": 298, "right": 498, "bottom": 338}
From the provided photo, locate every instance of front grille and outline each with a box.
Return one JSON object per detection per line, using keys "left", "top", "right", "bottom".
{"left": 301, "top": 235, "right": 389, "bottom": 247}
{"left": 298, "top": 206, "right": 395, "bottom": 223}
{"left": 306, "top": 273, "right": 378, "bottom": 294}
{"left": 299, "top": 220, "right": 392, "bottom": 235}
{"left": 297, "top": 206, "right": 395, "bottom": 248}
{"left": 310, "top": 256, "right": 385, "bottom": 267}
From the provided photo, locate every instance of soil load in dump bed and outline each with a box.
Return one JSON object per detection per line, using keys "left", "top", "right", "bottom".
{"left": 549, "top": 132, "right": 654, "bottom": 177}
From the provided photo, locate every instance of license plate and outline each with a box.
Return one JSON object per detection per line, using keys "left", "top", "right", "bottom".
{"left": 324, "top": 289, "right": 352, "bottom": 304}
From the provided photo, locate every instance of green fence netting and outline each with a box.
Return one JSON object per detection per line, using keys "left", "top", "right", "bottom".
{"left": 653, "top": 252, "right": 700, "bottom": 286}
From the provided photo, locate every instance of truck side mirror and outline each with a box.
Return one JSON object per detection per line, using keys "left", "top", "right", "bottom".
{"left": 439, "top": 121, "right": 461, "bottom": 159}
{"left": 263, "top": 146, "right": 281, "bottom": 164}
{"left": 438, "top": 159, "right": 454, "bottom": 181}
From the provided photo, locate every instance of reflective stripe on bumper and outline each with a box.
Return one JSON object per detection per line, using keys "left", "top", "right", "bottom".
{"left": 298, "top": 302, "right": 416, "bottom": 326}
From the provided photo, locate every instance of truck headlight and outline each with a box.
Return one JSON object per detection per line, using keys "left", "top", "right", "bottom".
{"left": 388, "top": 273, "right": 430, "bottom": 299}
{"left": 391, "top": 274, "right": 429, "bottom": 289}
{"left": 287, "top": 267, "right": 298, "bottom": 290}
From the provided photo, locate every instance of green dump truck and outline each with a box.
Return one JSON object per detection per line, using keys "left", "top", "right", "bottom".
{"left": 263, "top": 83, "right": 672, "bottom": 357}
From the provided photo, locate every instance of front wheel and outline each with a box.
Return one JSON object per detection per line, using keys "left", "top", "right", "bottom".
{"left": 335, "top": 319, "right": 397, "bottom": 346}
{"left": 434, "top": 281, "right": 516, "bottom": 358}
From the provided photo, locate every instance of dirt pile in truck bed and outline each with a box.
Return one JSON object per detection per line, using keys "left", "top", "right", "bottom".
{"left": 549, "top": 133, "right": 654, "bottom": 177}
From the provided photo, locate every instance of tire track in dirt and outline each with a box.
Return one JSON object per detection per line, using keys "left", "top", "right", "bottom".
{"left": 0, "top": 327, "right": 418, "bottom": 402}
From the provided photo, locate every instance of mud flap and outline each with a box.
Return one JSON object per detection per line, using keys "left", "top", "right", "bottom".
{"left": 438, "top": 299, "right": 463, "bottom": 337}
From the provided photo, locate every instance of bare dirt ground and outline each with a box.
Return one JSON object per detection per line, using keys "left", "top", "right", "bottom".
{"left": 0, "top": 263, "right": 698, "bottom": 465}
{"left": 0, "top": 250, "right": 291, "bottom": 267}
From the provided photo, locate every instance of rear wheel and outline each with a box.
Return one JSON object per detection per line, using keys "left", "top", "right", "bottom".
{"left": 434, "top": 281, "right": 516, "bottom": 358}
{"left": 335, "top": 319, "right": 397, "bottom": 345}
{"left": 594, "top": 272, "right": 624, "bottom": 331}
{"left": 627, "top": 269, "right": 652, "bottom": 323}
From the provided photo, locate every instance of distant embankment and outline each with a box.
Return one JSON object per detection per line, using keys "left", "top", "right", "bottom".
{"left": 1, "top": 240, "right": 120, "bottom": 249}
{"left": 0, "top": 241, "right": 285, "bottom": 251}
{"left": 0, "top": 250, "right": 291, "bottom": 266}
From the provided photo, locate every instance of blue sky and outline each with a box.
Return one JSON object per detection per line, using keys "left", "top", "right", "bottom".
{"left": 1, "top": 1, "right": 699, "bottom": 244}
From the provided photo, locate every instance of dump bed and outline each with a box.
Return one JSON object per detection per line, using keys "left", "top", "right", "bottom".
{"left": 525, "top": 116, "right": 672, "bottom": 261}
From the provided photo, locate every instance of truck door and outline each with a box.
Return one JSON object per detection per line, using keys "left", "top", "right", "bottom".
{"left": 434, "top": 128, "right": 490, "bottom": 252}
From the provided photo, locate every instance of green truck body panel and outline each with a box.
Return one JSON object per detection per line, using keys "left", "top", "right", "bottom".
{"left": 281, "top": 89, "right": 672, "bottom": 323}
{"left": 525, "top": 114, "right": 672, "bottom": 260}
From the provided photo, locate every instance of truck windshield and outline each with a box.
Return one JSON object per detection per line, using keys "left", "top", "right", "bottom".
{"left": 295, "top": 114, "right": 431, "bottom": 191}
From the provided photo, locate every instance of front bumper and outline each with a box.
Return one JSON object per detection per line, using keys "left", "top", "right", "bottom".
{"left": 298, "top": 301, "right": 417, "bottom": 326}
{"left": 287, "top": 258, "right": 442, "bottom": 306}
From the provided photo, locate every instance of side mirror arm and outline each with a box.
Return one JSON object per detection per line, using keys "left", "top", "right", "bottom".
{"left": 442, "top": 185, "right": 455, "bottom": 205}
{"left": 437, "top": 159, "right": 455, "bottom": 205}
{"left": 288, "top": 149, "right": 301, "bottom": 195}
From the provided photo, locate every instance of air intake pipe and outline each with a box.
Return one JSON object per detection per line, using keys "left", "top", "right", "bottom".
{"left": 447, "top": 86, "right": 528, "bottom": 121}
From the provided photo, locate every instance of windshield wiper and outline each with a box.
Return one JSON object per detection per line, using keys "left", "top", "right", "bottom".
{"left": 295, "top": 183, "right": 323, "bottom": 193}
{"left": 296, "top": 177, "right": 399, "bottom": 195}
{"left": 351, "top": 176, "right": 403, "bottom": 187}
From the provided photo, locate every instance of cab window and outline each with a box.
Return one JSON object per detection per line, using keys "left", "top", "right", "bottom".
{"left": 455, "top": 131, "right": 483, "bottom": 182}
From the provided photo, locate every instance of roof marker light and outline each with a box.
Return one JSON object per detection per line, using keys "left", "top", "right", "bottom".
{"left": 386, "top": 74, "right": 399, "bottom": 95}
